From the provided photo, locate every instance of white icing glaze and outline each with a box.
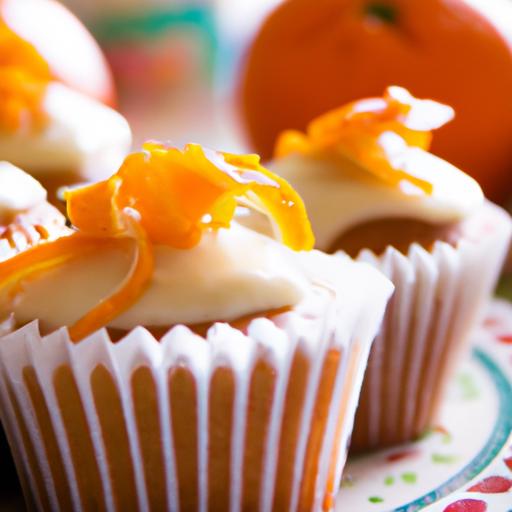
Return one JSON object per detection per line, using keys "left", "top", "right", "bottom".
{"left": 268, "top": 150, "right": 484, "bottom": 250}
{"left": 9, "top": 224, "right": 312, "bottom": 330}
{"left": 0, "top": 161, "right": 46, "bottom": 217}
{"left": 0, "top": 82, "right": 131, "bottom": 179}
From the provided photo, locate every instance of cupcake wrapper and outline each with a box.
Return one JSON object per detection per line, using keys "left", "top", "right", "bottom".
{"left": 0, "top": 262, "right": 392, "bottom": 512}
{"left": 350, "top": 203, "right": 512, "bottom": 451}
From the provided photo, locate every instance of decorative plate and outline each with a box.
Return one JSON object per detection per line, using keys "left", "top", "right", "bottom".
{"left": 336, "top": 299, "right": 512, "bottom": 512}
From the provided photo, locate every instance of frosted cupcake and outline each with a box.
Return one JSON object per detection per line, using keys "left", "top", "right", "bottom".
{"left": 0, "top": 142, "right": 392, "bottom": 511}
{"left": 0, "top": 21, "right": 131, "bottom": 207}
{"left": 261, "top": 87, "right": 512, "bottom": 451}
{"left": 0, "top": 160, "right": 69, "bottom": 494}
{"left": 0, "top": 161, "right": 68, "bottom": 264}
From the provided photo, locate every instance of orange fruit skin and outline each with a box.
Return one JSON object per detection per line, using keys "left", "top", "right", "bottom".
{"left": 1, "top": 0, "right": 116, "bottom": 107}
{"left": 240, "top": 0, "right": 512, "bottom": 203}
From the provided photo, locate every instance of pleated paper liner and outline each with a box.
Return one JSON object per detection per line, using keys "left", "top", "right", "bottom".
{"left": 349, "top": 201, "right": 512, "bottom": 452}
{"left": 0, "top": 256, "right": 392, "bottom": 512}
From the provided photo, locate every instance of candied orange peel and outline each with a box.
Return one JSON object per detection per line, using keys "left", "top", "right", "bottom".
{"left": 0, "top": 20, "right": 50, "bottom": 78}
{"left": 66, "top": 142, "right": 314, "bottom": 251}
{"left": 0, "top": 20, "right": 51, "bottom": 132}
{"left": 0, "top": 143, "right": 313, "bottom": 342}
{"left": 275, "top": 86, "right": 455, "bottom": 194}
{"left": 0, "top": 68, "right": 48, "bottom": 132}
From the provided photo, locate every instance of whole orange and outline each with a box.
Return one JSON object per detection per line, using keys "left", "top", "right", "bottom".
{"left": 240, "top": 0, "right": 512, "bottom": 203}
{"left": 1, "top": 0, "right": 116, "bottom": 107}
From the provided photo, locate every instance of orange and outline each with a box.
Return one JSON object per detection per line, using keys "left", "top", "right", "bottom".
{"left": 240, "top": 0, "right": 512, "bottom": 203}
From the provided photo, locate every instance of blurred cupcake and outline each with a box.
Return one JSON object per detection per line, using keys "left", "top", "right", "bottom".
{"left": 0, "top": 17, "right": 131, "bottom": 207}
{"left": 0, "top": 0, "right": 117, "bottom": 106}
{"left": 260, "top": 87, "right": 512, "bottom": 451}
{"left": 0, "top": 142, "right": 392, "bottom": 510}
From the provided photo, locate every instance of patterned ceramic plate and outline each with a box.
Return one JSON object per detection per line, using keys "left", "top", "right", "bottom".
{"left": 336, "top": 299, "right": 512, "bottom": 512}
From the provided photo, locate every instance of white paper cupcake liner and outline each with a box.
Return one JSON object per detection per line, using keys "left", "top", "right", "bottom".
{"left": 349, "top": 201, "right": 512, "bottom": 451}
{"left": 0, "top": 253, "right": 392, "bottom": 512}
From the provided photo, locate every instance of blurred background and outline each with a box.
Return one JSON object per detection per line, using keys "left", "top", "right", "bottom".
{"left": 62, "top": 0, "right": 451, "bottom": 153}
{"left": 56, "top": 0, "right": 512, "bottom": 198}
{"left": 58, "top": 0, "right": 282, "bottom": 152}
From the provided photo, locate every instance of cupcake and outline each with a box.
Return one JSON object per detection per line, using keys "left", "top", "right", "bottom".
{"left": 0, "top": 160, "right": 68, "bottom": 264}
{"left": 256, "top": 86, "right": 512, "bottom": 451}
{"left": 0, "top": 20, "right": 131, "bottom": 207}
{"left": 0, "top": 160, "right": 69, "bottom": 496}
{"left": 0, "top": 142, "right": 393, "bottom": 510}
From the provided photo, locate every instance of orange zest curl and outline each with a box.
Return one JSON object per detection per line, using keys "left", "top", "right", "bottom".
{"left": 275, "top": 86, "right": 455, "bottom": 195}
{"left": 0, "top": 143, "right": 313, "bottom": 342}
{"left": 66, "top": 142, "right": 314, "bottom": 251}
{"left": 0, "top": 212, "right": 152, "bottom": 343}
{"left": 0, "top": 20, "right": 51, "bottom": 79}
{"left": 0, "top": 234, "right": 119, "bottom": 294}
{"left": 0, "top": 21, "right": 51, "bottom": 132}
{"left": 67, "top": 212, "right": 154, "bottom": 342}
{"left": 0, "top": 68, "right": 48, "bottom": 132}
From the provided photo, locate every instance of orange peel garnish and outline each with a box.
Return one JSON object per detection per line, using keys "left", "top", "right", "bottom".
{"left": 0, "top": 216, "right": 151, "bottom": 343}
{"left": 0, "top": 20, "right": 51, "bottom": 79}
{"left": 0, "top": 67, "right": 48, "bottom": 132}
{"left": 0, "top": 142, "right": 313, "bottom": 342}
{"left": 0, "top": 233, "right": 120, "bottom": 300}
{"left": 66, "top": 142, "right": 314, "bottom": 251}
{"left": 68, "top": 210, "right": 154, "bottom": 341}
{"left": 275, "top": 86, "right": 455, "bottom": 194}
{"left": 0, "top": 20, "right": 51, "bottom": 132}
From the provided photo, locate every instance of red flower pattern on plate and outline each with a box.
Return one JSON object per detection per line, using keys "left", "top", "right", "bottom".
{"left": 443, "top": 499, "right": 487, "bottom": 512}
{"left": 386, "top": 448, "right": 420, "bottom": 463}
{"left": 497, "top": 333, "right": 512, "bottom": 344}
{"left": 467, "top": 475, "right": 512, "bottom": 493}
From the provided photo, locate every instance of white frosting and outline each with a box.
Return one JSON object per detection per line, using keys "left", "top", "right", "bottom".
{"left": 9, "top": 224, "right": 311, "bottom": 330}
{"left": 0, "top": 82, "right": 132, "bottom": 180}
{"left": 268, "top": 149, "right": 484, "bottom": 250}
{"left": 0, "top": 161, "right": 47, "bottom": 217}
